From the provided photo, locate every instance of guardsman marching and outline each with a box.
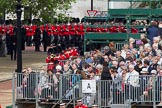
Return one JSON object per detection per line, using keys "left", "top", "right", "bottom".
{"left": 56, "top": 24, "right": 62, "bottom": 45}
{"left": 69, "top": 23, "right": 76, "bottom": 46}
{"left": 26, "top": 25, "right": 33, "bottom": 46}
{"left": 51, "top": 24, "right": 57, "bottom": 45}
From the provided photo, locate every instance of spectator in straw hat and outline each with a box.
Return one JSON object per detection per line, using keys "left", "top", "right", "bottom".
{"left": 91, "top": 104, "right": 98, "bottom": 108}
{"left": 150, "top": 69, "right": 157, "bottom": 75}
{"left": 60, "top": 103, "right": 66, "bottom": 108}
{"left": 140, "top": 68, "right": 149, "bottom": 97}
{"left": 56, "top": 65, "right": 62, "bottom": 74}
{"left": 140, "top": 68, "right": 149, "bottom": 75}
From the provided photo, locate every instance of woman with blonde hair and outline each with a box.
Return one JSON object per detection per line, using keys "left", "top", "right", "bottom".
{"left": 129, "top": 37, "right": 135, "bottom": 49}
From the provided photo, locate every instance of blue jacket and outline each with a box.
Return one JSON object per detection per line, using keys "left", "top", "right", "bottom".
{"left": 147, "top": 26, "right": 158, "bottom": 44}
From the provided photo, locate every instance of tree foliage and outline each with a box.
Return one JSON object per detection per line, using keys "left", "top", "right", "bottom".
{"left": 0, "top": 0, "right": 76, "bottom": 23}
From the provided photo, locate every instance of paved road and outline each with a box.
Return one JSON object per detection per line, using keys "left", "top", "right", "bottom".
{"left": 0, "top": 80, "right": 12, "bottom": 90}
{"left": 0, "top": 46, "right": 47, "bottom": 80}
{"left": 0, "top": 46, "right": 48, "bottom": 107}
{"left": 0, "top": 80, "right": 12, "bottom": 108}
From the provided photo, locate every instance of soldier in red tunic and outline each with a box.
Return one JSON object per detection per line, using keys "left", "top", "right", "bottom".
{"left": 46, "top": 54, "right": 55, "bottom": 70}
{"left": 75, "top": 99, "right": 88, "bottom": 108}
{"left": 131, "top": 27, "right": 138, "bottom": 34}
{"left": 26, "top": 26, "right": 33, "bottom": 46}
{"left": 109, "top": 25, "right": 118, "bottom": 33}
{"left": 69, "top": 23, "right": 76, "bottom": 46}
{"left": 51, "top": 24, "right": 57, "bottom": 45}
{"left": 56, "top": 24, "right": 62, "bottom": 45}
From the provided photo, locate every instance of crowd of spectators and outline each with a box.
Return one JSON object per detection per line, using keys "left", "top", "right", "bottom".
{"left": 42, "top": 20, "right": 162, "bottom": 105}
{"left": 5, "top": 19, "right": 162, "bottom": 107}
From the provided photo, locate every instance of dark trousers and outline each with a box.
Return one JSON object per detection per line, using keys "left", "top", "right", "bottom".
{"left": 26, "top": 36, "right": 32, "bottom": 46}
{"left": 35, "top": 42, "right": 40, "bottom": 51}
{"left": 43, "top": 44, "right": 48, "bottom": 52}
{"left": 11, "top": 46, "right": 16, "bottom": 60}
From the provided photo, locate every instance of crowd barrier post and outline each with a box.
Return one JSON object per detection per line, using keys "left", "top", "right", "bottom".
{"left": 12, "top": 72, "right": 16, "bottom": 108}
{"left": 59, "top": 75, "right": 63, "bottom": 103}
{"left": 73, "top": 82, "right": 75, "bottom": 108}
{"left": 35, "top": 72, "right": 39, "bottom": 108}
{"left": 153, "top": 76, "right": 156, "bottom": 108}
{"left": 98, "top": 80, "right": 101, "bottom": 108}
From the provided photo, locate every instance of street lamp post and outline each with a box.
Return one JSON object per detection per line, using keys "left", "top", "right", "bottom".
{"left": 91, "top": 0, "right": 93, "bottom": 10}
{"left": 16, "top": 0, "right": 22, "bottom": 73}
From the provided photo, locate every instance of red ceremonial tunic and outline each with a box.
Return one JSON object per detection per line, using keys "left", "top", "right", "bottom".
{"left": 109, "top": 26, "right": 118, "bottom": 33}
{"left": 51, "top": 25, "right": 57, "bottom": 35}
{"left": 79, "top": 24, "right": 84, "bottom": 35}
{"left": 75, "top": 104, "right": 88, "bottom": 108}
{"left": 69, "top": 26, "right": 76, "bottom": 36}
{"left": 9, "top": 25, "right": 14, "bottom": 36}
{"left": 131, "top": 28, "right": 138, "bottom": 34}
{"left": 57, "top": 25, "right": 62, "bottom": 36}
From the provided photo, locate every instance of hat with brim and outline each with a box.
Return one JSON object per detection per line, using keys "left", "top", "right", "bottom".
{"left": 60, "top": 103, "right": 65, "bottom": 106}
{"left": 92, "top": 104, "right": 98, "bottom": 107}
{"left": 77, "top": 99, "right": 82, "bottom": 102}
{"left": 141, "top": 68, "right": 148, "bottom": 74}
{"left": 151, "top": 70, "right": 157, "bottom": 74}
{"left": 56, "top": 65, "right": 62, "bottom": 70}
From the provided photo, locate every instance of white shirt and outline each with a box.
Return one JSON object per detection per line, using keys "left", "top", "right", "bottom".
{"left": 125, "top": 70, "right": 139, "bottom": 87}
{"left": 121, "top": 50, "right": 126, "bottom": 59}
{"left": 157, "top": 58, "right": 162, "bottom": 65}
{"left": 117, "top": 67, "right": 123, "bottom": 77}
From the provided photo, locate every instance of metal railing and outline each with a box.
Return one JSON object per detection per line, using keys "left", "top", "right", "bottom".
{"left": 13, "top": 73, "right": 162, "bottom": 108}
{"left": 0, "top": 77, "right": 13, "bottom": 108}
{"left": 115, "top": 42, "right": 125, "bottom": 51}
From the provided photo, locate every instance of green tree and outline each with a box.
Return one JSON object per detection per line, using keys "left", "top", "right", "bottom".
{"left": 0, "top": 0, "right": 76, "bottom": 23}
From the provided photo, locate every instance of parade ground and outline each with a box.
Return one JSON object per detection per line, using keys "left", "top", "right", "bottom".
{"left": 0, "top": 46, "right": 47, "bottom": 81}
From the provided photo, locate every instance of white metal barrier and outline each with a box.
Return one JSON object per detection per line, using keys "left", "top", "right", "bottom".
{"left": 13, "top": 73, "right": 162, "bottom": 108}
